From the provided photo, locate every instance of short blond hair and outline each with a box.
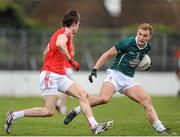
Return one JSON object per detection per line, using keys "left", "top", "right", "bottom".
{"left": 138, "top": 23, "right": 153, "bottom": 36}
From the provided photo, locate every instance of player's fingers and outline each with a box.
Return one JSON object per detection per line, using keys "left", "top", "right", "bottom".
{"left": 76, "top": 67, "right": 79, "bottom": 71}
{"left": 145, "top": 67, "right": 150, "bottom": 71}
{"left": 88, "top": 75, "right": 93, "bottom": 83}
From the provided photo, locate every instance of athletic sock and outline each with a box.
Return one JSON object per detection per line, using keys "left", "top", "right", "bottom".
{"left": 153, "top": 120, "right": 166, "bottom": 132}
{"left": 56, "top": 99, "right": 62, "bottom": 109}
{"left": 74, "top": 106, "right": 81, "bottom": 115}
{"left": 56, "top": 99, "right": 67, "bottom": 114}
{"left": 60, "top": 106, "right": 67, "bottom": 114}
{"left": 12, "top": 111, "right": 24, "bottom": 120}
{"left": 88, "top": 117, "right": 98, "bottom": 129}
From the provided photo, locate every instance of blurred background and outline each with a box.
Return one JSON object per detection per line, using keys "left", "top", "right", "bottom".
{"left": 0, "top": 0, "right": 180, "bottom": 96}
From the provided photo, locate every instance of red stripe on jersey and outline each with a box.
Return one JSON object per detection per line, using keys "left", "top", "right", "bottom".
{"left": 45, "top": 71, "right": 50, "bottom": 89}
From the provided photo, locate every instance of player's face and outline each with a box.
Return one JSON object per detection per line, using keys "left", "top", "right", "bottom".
{"left": 136, "top": 29, "right": 151, "bottom": 47}
{"left": 72, "top": 21, "right": 80, "bottom": 35}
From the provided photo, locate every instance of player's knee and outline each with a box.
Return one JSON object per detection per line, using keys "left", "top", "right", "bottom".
{"left": 44, "top": 109, "right": 54, "bottom": 117}
{"left": 141, "top": 96, "right": 152, "bottom": 108}
{"left": 79, "top": 90, "right": 89, "bottom": 101}
{"left": 100, "top": 96, "right": 110, "bottom": 104}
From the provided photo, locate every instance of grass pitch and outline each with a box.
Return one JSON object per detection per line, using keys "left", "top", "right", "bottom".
{"left": 0, "top": 96, "right": 180, "bottom": 136}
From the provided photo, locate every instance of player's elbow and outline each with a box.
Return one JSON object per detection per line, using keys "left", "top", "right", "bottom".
{"left": 56, "top": 43, "right": 63, "bottom": 50}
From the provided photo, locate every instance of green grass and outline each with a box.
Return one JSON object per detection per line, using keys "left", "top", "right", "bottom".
{"left": 0, "top": 96, "right": 180, "bottom": 136}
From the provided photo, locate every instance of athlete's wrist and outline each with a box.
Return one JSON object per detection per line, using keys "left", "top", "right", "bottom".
{"left": 92, "top": 68, "right": 97, "bottom": 72}
{"left": 68, "top": 58, "right": 73, "bottom": 63}
{"left": 91, "top": 68, "right": 97, "bottom": 76}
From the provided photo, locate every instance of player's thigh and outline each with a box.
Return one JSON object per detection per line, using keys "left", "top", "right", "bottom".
{"left": 40, "top": 71, "right": 59, "bottom": 96}
{"left": 43, "top": 95, "right": 57, "bottom": 110}
{"left": 66, "top": 82, "right": 88, "bottom": 99}
{"left": 124, "top": 85, "right": 150, "bottom": 104}
{"left": 99, "top": 82, "right": 115, "bottom": 100}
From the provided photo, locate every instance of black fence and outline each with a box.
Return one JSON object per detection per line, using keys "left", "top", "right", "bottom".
{"left": 0, "top": 28, "right": 179, "bottom": 71}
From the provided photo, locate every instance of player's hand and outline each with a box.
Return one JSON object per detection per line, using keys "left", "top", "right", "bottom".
{"left": 69, "top": 59, "right": 80, "bottom": 71}
{"left": 145, "top": 66, "right": 151, "bottom": 71}
{"left": 145, "top": 62, "right": 152, "bottom": 71}
{"left": 88, "top": 68, "right": 97, "bottom": 83}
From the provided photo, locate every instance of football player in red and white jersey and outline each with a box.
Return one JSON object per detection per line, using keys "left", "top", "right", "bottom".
{"left": 56, "top": 37, "right": 75, "bottom": 114}
{"left": 4, "top": 9, "right": 113, "bottom": 135}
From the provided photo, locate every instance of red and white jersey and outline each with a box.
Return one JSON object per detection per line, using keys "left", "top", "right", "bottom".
{"left": 41, "top": 27, "right": 73, "bottom": 75}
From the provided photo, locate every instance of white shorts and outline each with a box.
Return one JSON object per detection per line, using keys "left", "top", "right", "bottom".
{"left": 104, "top": 69, "right": 138, "bottom": 94}
{"left": 39, "top": 71, "right": 74, "bottom": 96}
{"left": 65, "top": 67, "right": 74, "bottom": 80}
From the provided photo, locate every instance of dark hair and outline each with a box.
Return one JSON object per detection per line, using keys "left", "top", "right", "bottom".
{"left": 63, "top": 9, "right": 80, "bottom": 27}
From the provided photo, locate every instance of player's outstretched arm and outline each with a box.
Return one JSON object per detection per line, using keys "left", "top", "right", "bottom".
{"left": 94, "top": 47, "right": 117, "bottom": 70}
{"left": 88, "top": 47, "right": 117, "bottom": 83}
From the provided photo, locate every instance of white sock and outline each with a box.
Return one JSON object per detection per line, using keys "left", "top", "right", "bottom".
{"left": 12, "top": 111, "right": 24, "bottom": 120}
{"left": 74, "top": 106, "right": 81, "bottom": 115}
{"left": 56, "top": 99, "right": 61, "bottom": 107}
{"left": 56, "top": 99, "right": 67, "bottom": 114}
{"left": 60, "top": 106, "right": 67, "bottom": 114}
{"left": 153, "top": 120, "right": 166, "bottom": 132}
{"left": 88, "top": 117, "right": 98, "bottom": 129}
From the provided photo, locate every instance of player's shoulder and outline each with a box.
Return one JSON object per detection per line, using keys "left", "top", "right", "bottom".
{"left": 64, "top": 27, "right": 71, "bottom": 37}
{"left": 126, "top": 36, "right": 135, "bottom": 45}
{"left": 56, "top": 27, "right": 71, "bottom": 38}
{"left": 117, "top": 36, "right": 135, "bottom": 47}
{"left": 146, "top": 42, "right": 152, "bottom": 51}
